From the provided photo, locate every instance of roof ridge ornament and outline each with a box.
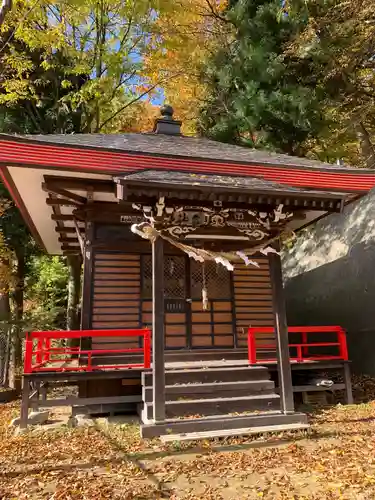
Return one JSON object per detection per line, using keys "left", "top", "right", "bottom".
{"left": 153, "top": 104, "right": 182, "bottom": 136}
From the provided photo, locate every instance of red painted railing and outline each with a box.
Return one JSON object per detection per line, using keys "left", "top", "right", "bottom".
{"left": 24, "top": 329, "right": 151, "bottom": 374}
{"left": 248, "top": 326, "right": 348, "bottom": 364}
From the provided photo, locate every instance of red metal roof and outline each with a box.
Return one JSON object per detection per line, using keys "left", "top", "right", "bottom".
{"left": 1, "top": 136, "right": 374, "bottom": 193}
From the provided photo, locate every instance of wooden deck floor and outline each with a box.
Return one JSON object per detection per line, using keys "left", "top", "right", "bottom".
{"left": 29, "top": 356, "right": 347, "bottom": 374}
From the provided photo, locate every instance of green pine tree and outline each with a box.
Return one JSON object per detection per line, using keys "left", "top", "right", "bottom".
{"left": 200, "top": 0, "right": 323, "bottom": 156}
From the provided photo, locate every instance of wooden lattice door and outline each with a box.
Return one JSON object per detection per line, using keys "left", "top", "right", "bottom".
{"left": 190, "top": 261, "right": 235, "bottom": 349}
{"left": 141, "top": 255, "right": 189, "bottom": 349}
{"left": 163, "top": 256, "right": 189, "bottom": 349}
{"left": 141, "top": 255, "right": 235, "bottom": 349}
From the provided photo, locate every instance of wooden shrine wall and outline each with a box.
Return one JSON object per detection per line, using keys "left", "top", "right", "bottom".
{"left": 233, "top": 259, "right": 274, "bottom": 348}
{"left": 87, "top": 224, "right": 275, "bottom": 351}
{"left": 92, "top": 252, "right": 141, "bottom": 350}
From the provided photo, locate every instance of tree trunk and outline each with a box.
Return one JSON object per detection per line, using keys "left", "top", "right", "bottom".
{"left": 0, "top": 288, "right": 10, "bottom": 387}
{"left": 10, "top": 248, "right": 25, "bottom": 393}
{"left": 0, "top": 253, "right": 11, "bottom": 387}
{"left": 356, "top": 122, "right": 375, "bottom": 169}
{"left": 0, "top": 288, "right": 10, "bottom": 322}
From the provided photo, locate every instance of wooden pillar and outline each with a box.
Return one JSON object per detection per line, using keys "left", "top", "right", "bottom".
{"left": 268, "top": 250, "right": 294, "bottom": 414}
{"left": 343, "top": 363, "right": 354, "bottom": 404}
{"left": 152, "top": 236, "right": 166, "bottom": 422}
{"left": 81, "top": 221, "right": 94, "bottom": 332}
{"left": 20, "top": 377, "right": 30, "bottom": 429}
{"left": 31, "top": 381, "right": 40, "bottom": 410}
{"left": 81, "top": 187, "right": 94, "bottom": 333}
{"left": 79, "top": 221, "right": 94, "bottom": 399}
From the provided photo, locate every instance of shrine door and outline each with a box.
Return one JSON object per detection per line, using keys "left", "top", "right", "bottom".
{"left": 141, "top": 255, "right": 236, "bottom": 349}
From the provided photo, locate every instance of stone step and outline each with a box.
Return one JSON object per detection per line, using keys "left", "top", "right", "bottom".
{"left": 142, "top": 380, "right": 275, "bottom": 402}
{"left": 142, "top": 393, "right": 280, "bottom": 420}
{"left": 160, "top": 422, "right": 310, "bottom": 442}
{"left": 141, "top": 411, "right": 308, "bottom": 438}
{"left": 142, "top": 366, "right": 270, "bottom": 385}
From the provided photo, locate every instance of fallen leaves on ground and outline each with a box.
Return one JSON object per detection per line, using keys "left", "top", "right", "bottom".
{"left": 0, "top": 403, "right": 161, "bottom": 499}
{"left": 1, "top": 376, "right": 375, "bottom": 498}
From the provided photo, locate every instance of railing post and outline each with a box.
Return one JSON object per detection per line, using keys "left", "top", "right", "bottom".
{"left": 248, "top": 328, "right": 257, "bottom": 364}
{"left": 144, "top": 329, "right": 151, "bottom": 369}
{"left": 24, "top": 333, "right": 33, "bottom": 374}
{"left": 301, "top": 330, "right": 308, "bottom": 358}
{"left": 297, "top": 345, "right": 303, "bottom": 363}
{"left": 43, "top": 338, "right": 50, "bottom": 363}
{"left": 36, "top": 338, "right": 43, "bottom": 364}
{"left": 87, "top": 352, "right": 92, "bottom": 371}
{"left": 338, "top": 328, "right": 349, "bottom": 360}
{"left": 45, "top": 338, "right": 51, "bottom": 362}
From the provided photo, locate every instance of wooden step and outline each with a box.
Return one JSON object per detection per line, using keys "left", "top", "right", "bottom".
{"left": 142, "top": 393, "right": 280, "bottom": 420}
{"left": 142, "top": 380, "right": 275, "bottom": 402}
{"left": 141, "top": 411, "right": 308, "bottom": 438}
{"left": 142, "top": 366, "right": 270, "bottom": 385}
{"left": 160, "top": 422, "right": 310, "bottom": 442}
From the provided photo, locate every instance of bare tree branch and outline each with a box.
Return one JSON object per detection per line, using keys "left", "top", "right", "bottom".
{"left": 98, "top": 74, "right": 182, "bottom": 131}
{"left": 204, "top": 0, "right": 232, "bottom": 24}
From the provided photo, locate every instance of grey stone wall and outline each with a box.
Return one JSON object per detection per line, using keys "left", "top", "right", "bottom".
{"left": 283, "top": 189, "right": 375, "bottom": 375}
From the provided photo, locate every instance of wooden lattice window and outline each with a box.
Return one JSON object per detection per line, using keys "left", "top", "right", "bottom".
{"left": 190, "top": 261, "right": 231, "bottom": 299}
{"left": 141, "top": 255, "right": 186, "bottom": 299}
{"left": 164, "top": 256, "right": 186, "bottom": 299}
{"left": 142, "top": 255, "right": 152, "bottom": 299}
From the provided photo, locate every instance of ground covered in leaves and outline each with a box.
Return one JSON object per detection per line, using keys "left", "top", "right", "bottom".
{"left": 2, "top": 377, "right": 375, "bottom": 499}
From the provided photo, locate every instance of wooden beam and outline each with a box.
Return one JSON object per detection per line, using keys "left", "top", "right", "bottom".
{"left": 44, "top": 175, "right": 114, "bottom": 193}
{"left": 73, "top": 218, "right": 85, "bottom": 255}
{"left": 268, "top": 248, "right": 294, "bottom": 414}
{"left": 58, "top": 236, "right": 79, "bottom": 243}
{"left": 51, "top": 214, "right": 75, "bottom": 221}
{"left": 121, "top": 194, "right": 280, "bottom": 212}
{"left": 50, "top": 194, "right": 65, "bottom": 251}
{"left": 46, "top": 199, "right": 79, "bottom": 207}
{"left": 55, "top": 227, "right": 81, "bottom": 233}
{"left": 152, "top": 236, "right": 166, "bottom": 423}
{"left": 61, "top": 244, "right": 80, "bottom": 251}
{"left": 35, "top": 395, "right": 141, "bottom": 408}
{"left": 118, "top": 178, "right": 344, "bottom": 210}
{"left": 42, "top": 182, "right": 87, "bottom": 204}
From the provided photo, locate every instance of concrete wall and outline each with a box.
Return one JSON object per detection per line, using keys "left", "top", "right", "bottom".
{"left": 283, "top": 189, "right": 375, "bottom": 375}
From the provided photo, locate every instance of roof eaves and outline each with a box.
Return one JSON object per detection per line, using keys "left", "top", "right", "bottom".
{"left": 0, "top": 133, "right": 372, "bottom": 176}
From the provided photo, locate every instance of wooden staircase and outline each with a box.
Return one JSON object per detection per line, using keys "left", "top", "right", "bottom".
{"left": 140, "top": 364, "right": 308, "bottom": 439}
